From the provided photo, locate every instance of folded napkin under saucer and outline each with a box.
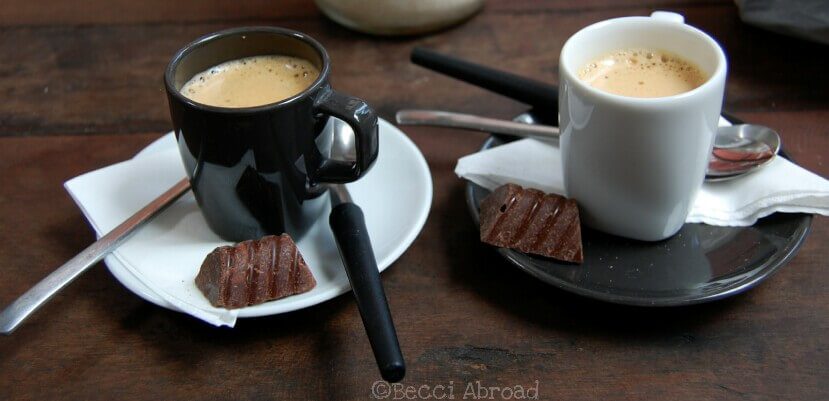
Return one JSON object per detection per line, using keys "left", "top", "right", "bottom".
{"left": 456, "top": 137, "right": 829, "bottom": 227}
{"left": 65, "top": 144, "right": 240, "bottom": 326}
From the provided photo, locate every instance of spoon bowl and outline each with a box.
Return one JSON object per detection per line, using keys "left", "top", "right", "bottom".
{"left": 705, "top": 124, "right": 781, "bottom": 181}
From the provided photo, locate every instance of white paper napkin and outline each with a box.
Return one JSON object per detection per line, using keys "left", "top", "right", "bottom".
{"left": 455, "top": 138, "right": 829, "bottom": 226}
{"left": 65, "top": 145, "right": 240, "bottom": 327}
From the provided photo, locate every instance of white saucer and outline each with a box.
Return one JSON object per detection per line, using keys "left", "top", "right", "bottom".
{"left": 66, "top": 119, "right": 432, "bottom": 322}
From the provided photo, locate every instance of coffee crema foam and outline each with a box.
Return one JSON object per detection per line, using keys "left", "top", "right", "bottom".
{"left": 577, "top": 48, "right": 707, "bottom": 98}
{"left": 181, "top": 55, "right": 320, "bottom": 108}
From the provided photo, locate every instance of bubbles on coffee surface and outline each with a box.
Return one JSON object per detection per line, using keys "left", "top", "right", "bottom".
{"left": 577, "top": 48, "right": 707, "bottom": 98}
{"left": 180, "top": 55, "right": 320, "bottom": 108}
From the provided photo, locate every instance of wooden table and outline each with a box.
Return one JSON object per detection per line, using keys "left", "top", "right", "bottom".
{"left": 1, "top": 1, "right": 827, "bottom": 400}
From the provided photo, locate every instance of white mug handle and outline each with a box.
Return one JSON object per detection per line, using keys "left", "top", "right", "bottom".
{"left": 650, "top": 11, "right": 685, "bottom": 24}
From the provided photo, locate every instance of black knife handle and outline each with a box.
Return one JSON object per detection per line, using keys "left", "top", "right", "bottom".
{"left": 411, "top": 47, "right": 559, "bottom": 118}
{"left": 329, "top": 203, "right": 405, "bottom": 383}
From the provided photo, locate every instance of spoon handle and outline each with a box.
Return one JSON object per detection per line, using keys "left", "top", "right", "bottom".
{"left": 396, "top": 109, "right": 560, "bottom": 140}
{"left": 329, "top": 185, "right": 405, "bottom": 383}
{"left": 0, "top": 178, "right": 191, "bottom": 335}
{"left": 411, "top": 47, "right": 559, "bottom": 117}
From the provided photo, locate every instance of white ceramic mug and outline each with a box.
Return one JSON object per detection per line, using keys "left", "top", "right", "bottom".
{"left": 559, "top": 11, "right": 727, "bottom": 241}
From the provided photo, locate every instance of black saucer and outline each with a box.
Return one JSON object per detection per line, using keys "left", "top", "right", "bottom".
{"left": 465, "top": 112, "right": 812, "bottom": 306}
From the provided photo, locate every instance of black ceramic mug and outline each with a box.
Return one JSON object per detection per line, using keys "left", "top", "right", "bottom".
{"left": 165, "top": 27, "right": 379, "bottom": 242}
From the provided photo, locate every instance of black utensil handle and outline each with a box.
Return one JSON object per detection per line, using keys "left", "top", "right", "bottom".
{"left": 329, "top": 203, "right": 405, "bottom": 383}
{"left": 411, "top": 47, "right": 559, "bottom": 115}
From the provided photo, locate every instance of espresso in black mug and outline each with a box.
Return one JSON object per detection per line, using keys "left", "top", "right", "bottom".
{"left": 165, "top": 27, "right": 379, "bottom": 241}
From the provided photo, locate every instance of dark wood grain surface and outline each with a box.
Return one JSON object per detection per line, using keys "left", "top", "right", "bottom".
{"left": 1, "top": 1, "right": 827, "bottom": 400}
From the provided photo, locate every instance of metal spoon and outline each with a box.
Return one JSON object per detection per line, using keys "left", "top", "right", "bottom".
{"left": 396, "top": 109, "right": 781, "bottom": 181}
{"left": 0, "top": 178, "right": 191, "bottom": 334}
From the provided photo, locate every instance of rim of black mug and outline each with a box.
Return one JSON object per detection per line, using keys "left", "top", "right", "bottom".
{"left": 164, "top": 26, "right": 331, "bottom": 115}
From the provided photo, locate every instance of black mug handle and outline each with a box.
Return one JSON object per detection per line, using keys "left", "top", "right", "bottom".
{"left": 313, "top": 89, "right": 379, "bottom": 183}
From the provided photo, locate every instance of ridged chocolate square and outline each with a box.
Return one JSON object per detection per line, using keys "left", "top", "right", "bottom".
{"left": 480, "top": 184, "right": 583, "bottom": 263}
{"left": 195, "top": 234, "right": 317, "bottom": 309}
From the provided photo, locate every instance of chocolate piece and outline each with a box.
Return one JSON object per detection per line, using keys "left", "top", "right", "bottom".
{"left": 195, "top": 234, "right": 316, "bottom": 308}
{"left": 479, "top": 184, "right": 583, "bottom": 263}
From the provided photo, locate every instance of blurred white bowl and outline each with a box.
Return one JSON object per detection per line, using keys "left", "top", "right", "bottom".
{"left": 315, "top": 0, "right": 485, "bottom": 36}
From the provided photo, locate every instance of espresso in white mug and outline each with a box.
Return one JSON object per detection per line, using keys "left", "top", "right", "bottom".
{"left": 577, "top": 48, "right": 707, "bottom": 98}
{"left": 558, "top": 11, "right": 727, "bottom": 241}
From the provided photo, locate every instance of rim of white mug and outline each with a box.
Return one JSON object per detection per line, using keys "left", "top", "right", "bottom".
{"left": 559, "top": 11, "right": 727, "bottom": 107}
